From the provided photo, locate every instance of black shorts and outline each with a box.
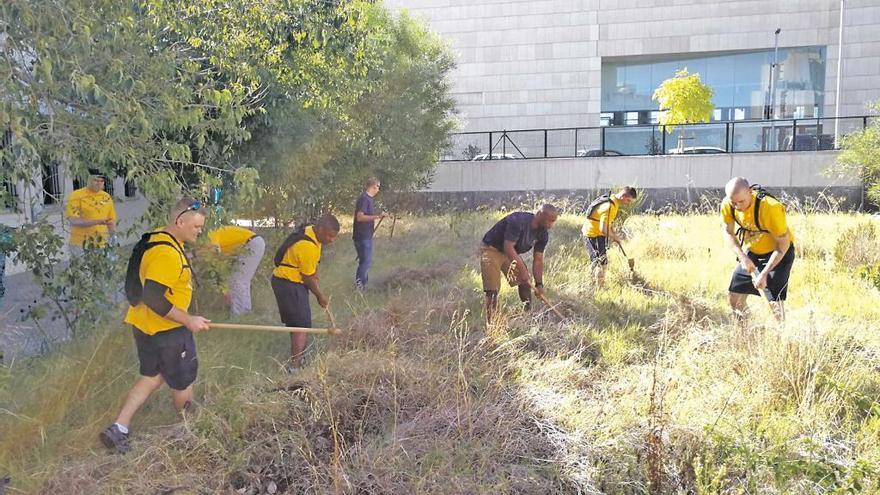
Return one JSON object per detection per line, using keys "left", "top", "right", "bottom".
{"left": 132, "top": 326, "right": 198, "bottom": 390}
{"left": 271, "top": 276, "right": 312, "bottom": 328}
{"left": 728, "top": 245, "right": 796, "bottom": 301}
{"left": 585, "top": 236, "right": 608, "bottom": 266}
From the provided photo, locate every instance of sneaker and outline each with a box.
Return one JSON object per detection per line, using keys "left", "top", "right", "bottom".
{"left": 99, "top": 424, "right": 130, "bottom": 454}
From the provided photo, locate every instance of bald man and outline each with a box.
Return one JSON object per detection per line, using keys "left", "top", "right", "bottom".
{"left": 721, "top": 177, "right": 795, "bottom": 322}
{"left": 479, "top": 204, "right": 559, "bottom": 323}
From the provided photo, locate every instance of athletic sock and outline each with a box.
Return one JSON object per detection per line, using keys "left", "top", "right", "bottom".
{"left": 114, "top": 423, "right": 129, "bottom": 434}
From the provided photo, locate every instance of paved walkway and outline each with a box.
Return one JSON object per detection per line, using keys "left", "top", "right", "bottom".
{"left": 0, "top": 196, "right": 147, "bottom": 362}
{"left": 0, "top": 269, "right": 71, "bottom": 362}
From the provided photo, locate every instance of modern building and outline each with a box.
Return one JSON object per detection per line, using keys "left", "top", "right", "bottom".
{"left": 385, "top": 0, "right": 879, "bottom": 132}
{"left": 384, "top": 0, "right": 879, "bottom": 205}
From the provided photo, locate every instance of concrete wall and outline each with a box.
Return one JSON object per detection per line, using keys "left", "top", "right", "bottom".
{"left": 409, "top": 150, "right": 862, "bottom": 209}
{"left": 383, "top": 0, "right": 880, "bottom": 132}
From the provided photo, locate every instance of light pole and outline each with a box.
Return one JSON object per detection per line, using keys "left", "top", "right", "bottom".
{"left": 834, "top": 0, "right": 845, "bottom": 148}
{"left": 768, "top": 28, "right": 781, "bottom": 150}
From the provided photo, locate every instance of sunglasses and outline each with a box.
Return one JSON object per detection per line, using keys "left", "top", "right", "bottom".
{"left": 175, "top": 200, "right": 202, "bottom": 223}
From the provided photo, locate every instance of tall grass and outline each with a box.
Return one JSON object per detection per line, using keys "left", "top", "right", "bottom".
{"left": 1, "top": 210, "right": 880, "bottom": 493}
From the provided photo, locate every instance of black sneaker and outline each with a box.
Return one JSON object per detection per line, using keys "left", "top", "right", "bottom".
{"left": 99, "top": 424, "right": 130, "bottom": 454}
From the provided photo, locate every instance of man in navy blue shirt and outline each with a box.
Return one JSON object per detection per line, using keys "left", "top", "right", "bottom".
{"left": 353, "top": 177, "right": 385, "bottom": 289}
{"left": 480, "top": 204, "right": 559, "bottom": 323}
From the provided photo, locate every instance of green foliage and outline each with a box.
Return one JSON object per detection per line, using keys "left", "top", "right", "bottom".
{"left": 837, "top": 101, "right": 880, "bottom": 204}
{"left": 857, "top": 264, "right": 880, "bottom": 291}
{"left": 11, "top": 222, "right": 123, "bottom": 340}
{"left": 652, "top": 68, "right": 715, "bottom": 134}
{"left": 237, "top": 6, "right": 458, "bottom": 222}
{"left": 1, "top": 0, "right": 454, "bottom": 338}
{"left": 1, "top": 0, "right": 454, "bottom": 222}
{"left": 191, "top": 247, "right": 234, "bottom": 312}
{"left": 0, "top": 0, "right": 252, "bottom": 191}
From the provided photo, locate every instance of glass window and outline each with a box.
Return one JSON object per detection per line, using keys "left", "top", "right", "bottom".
{"left": 601, "top": 46, "right": 826, "bottom": 125}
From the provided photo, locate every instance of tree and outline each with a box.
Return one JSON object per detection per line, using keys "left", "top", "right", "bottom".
{"left": 233, "top": 5, "right": 457, "bottom": 223}
{"left": 0, "top": 0, "right": 456, "bottom": 337}
{"left": 837, "top": 101, "right": 880, "bottom": 207}
{"left": 652, "top": 68, "right": 714, "bottom": 150}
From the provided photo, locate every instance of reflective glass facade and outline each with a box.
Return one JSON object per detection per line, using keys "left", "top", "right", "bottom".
{"left": 601, "top": 46, "right": 826, "bottom": 126}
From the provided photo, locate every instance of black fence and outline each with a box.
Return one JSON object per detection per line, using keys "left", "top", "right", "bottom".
{"left": 442, "top": 115, "right": 875, "bottom": 161}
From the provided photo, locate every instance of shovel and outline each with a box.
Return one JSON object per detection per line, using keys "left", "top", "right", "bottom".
{"left": 615, "top": 241, "right": 635, "bottom": 273}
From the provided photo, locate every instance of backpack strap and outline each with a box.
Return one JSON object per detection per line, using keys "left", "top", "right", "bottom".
{"left": 750, "top": 184, "right": 776, "bottom": 234}
{"left": 149, "top": 231, "right": 191, "bottom": 271}
{"left": 727, "top": 186, "right": 775, "bottom": 247}
{"left": 124, "top": 231, "right": 193, "bottom": 306}
{"left": 586, "top": 193, "right": 613, "bottom": 222}
{"left": 274, "top": 227, "right": 317, "bottom": 268}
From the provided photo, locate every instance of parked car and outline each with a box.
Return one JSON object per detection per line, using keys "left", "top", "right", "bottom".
{"left": 471, "top": 153, "right": 518, "bottom": 161}
{"left": 576, "top": 149, "right": 623, "bottom": 157}
{"left": 668, "top": 146, "right": 727, "bottom": 154}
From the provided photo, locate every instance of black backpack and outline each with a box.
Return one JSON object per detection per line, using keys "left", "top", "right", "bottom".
{"left": 585, "top": 192, "right": 614, "bottom": 221}
{"left": 274, "top": 225, "right": 317, "bottom": 269}
{"left": 727, "top": 184, "right": 779, "bottom": 245}
{"left": 124, "top": 231, "right": 190, "bottom": 306}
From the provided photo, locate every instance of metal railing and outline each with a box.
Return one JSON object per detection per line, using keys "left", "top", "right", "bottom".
{"left": 442, "top": 115, "right": 875, "bottom": 162}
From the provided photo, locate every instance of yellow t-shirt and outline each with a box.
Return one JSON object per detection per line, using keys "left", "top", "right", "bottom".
{"left": 583, "top": 197, "right": 620, "bottom": 238}
{"left": 124, "top": 232, "right": 193, "bottom": 335}
{"left": 272, "top": 226, "right": 322, "bottom": 284}
{"left": 65, "top": 188, "right": 117, "bottom": 247}
{"left": 720, "top": 190, "right": 795, "bottom": 255}
{"left": 207, "top": 225, "right": 255, "bottom": 254}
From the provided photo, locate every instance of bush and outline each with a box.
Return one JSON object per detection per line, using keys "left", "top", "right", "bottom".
{"left": 833, "top": 221, "right": 880, "bottom": 268}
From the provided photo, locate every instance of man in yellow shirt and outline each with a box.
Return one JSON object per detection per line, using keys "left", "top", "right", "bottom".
{"left": 271, "top": 214, "right": 340, "bottom": 370}
{"left": 65, "top": 172, "right": 117, "bottom": 255}
{"left": 582, "top": 186, "right": 638, "bottom": 287}
{"left": 99, "top": 198, "right": 211, "bottom": 454}
{"left": 721, "top": 177, "right": 795, "bottom": 322}
{"left": 207, "top": 225, "right": 265, "bottom": 315}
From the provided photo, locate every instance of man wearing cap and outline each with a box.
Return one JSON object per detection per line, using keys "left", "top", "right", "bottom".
{"left": 65, "top": 172, "right": 117, "bottom": 255}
